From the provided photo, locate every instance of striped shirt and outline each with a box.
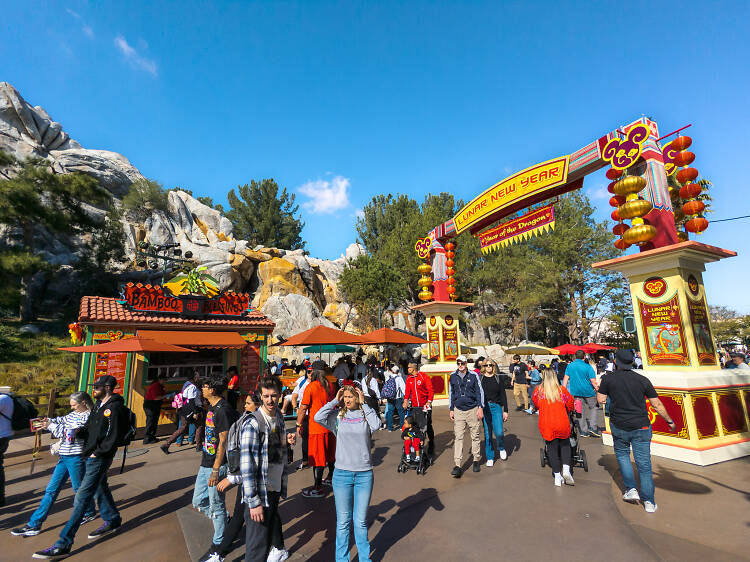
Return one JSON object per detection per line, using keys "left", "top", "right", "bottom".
{"left": 239, "top": 409, "right": 288, "bottom": 508}
{"left": 47, "top": 410, "right": 90, "bottom": 456}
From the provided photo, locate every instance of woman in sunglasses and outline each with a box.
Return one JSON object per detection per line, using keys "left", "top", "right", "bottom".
{"left": 480, "top": 361, "right": 509, "bottom": 466}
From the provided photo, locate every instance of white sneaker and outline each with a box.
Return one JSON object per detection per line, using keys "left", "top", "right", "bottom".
{"left": 562, "top": 471, "right": 575, "bottom": 485}
{"left": 205, "top": 554, "right": 224, "bottom": 562}
{"left": 644, "top": 501, "right": 658, "bottom": 513}
{"left": 622, "top": 488, "right": 640, "bottom": 503}
{"left": 499, "top": 449, "right": 507, "bottom": 460}
{"left": 486, "top": 459, "right": 494, "bottom": 467}
{"left": 267, "top": 547, "right": 290, "bottom": 562}
{"left": 554, "top": 473, "right": 563, "bottom": 487}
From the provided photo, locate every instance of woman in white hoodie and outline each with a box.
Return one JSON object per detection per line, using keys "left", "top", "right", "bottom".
{"left": 11, "top": 392, "right": 97, "bottom": 537}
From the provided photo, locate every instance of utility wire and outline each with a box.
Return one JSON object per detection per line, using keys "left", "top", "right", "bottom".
{"left": 710, "top": 215, "right": 750, "bottom": 223}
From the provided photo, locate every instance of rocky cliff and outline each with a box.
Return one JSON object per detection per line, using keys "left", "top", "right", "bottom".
{"left": 0, "top": 82, "right": 366, "bottom": 345}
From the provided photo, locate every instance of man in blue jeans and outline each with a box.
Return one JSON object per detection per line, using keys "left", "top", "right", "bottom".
{"left": 596, "top": 350, "right": 676, "bottom": 514}
{"left": 34, "top": 375, "right": 126, "bottom": 560}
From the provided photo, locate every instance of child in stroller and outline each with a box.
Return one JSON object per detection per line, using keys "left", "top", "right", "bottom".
{"left": 397, "top": 409, "right": 429, "bottom": 475}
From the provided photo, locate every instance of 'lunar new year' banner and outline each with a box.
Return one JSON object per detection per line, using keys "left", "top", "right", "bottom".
{"left": 476, "top": 205, "right": 555, "bottom": 254}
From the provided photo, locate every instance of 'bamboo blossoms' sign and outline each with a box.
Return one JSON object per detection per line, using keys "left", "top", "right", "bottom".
{"left": 476, "top": 206, "right": 555, "bottom": 254}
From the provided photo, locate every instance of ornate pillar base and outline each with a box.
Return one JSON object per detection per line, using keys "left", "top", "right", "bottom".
{"left": 411, "top": 300, "right": 473, "bottom": 404}
{"left": 594, "top": 241, "right": 749, "bottom": 465}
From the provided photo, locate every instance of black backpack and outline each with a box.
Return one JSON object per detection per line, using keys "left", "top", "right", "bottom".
{"left": 0, "top": 392, "right": 38, "bottom": 432}
{"left": 116, "top": 406, "right": 137, "bottom": 447}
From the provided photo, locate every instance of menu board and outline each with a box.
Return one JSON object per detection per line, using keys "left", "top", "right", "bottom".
{"left": 240, "top": 342, "right": 261, "bottom": 392}
{"left": 638, "top": 294, "right": 690, "bottom": 366}
{"left": 107, "top": 353, "right": 128, "bottom": 393}
{"left": 687, "top": 296, "right": 717, "bottom": 365}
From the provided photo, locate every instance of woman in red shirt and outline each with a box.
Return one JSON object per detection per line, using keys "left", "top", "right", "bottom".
{"left": 533, "top": 368, "right": 575, "bottom": 487}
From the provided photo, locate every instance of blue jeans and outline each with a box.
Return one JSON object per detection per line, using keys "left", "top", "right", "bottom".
{"left": 611, "top": 425, "right": 655, "bottom": 504}
{"left": 482, "top": 402, "right": 505, "bottom": 460}
{"left": 384, "top": 399, "right": 405, "bottom": 431}
{"left": 56, "top": 455, "right": 120, "bottom": 548}
{"left": 332, "top": 469, "right": 373, "bottom": 562}
{"left": 528, "top": 384, "right": 540, "bottom": 410}
{"left": 29, "top": 455, "right": 96, "bottom": 528}
{"left": 193, "top": 465, "right": 228, "bottom": 545}
{"left": 176, "top": 416, "right": 196, "bottom": 444}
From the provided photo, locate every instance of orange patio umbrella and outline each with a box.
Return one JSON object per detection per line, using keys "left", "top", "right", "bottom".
{"left": 279, "top": 325, "right": 366, "bottom": 347}
{"left": 360, "top": 327, "right": 427, "bottom": 345}
{"left": 59, "top": 335, "right": 197, "bottom": 354}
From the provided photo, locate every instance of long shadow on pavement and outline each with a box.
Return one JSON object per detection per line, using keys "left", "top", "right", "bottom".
{"left": 369, "top": 487, "right": 444, "bottom": 561}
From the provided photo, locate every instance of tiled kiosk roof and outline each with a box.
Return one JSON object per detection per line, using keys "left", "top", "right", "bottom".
{"left": 79, "top": 295, "right": 275, "bottom": 331}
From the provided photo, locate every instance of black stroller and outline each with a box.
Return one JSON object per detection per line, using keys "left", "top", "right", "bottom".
{"left": 396, "top": 407, "right": 430, "bottom": 475}
{"left": 540, "top": 412, "right": 588, "bottom": 472}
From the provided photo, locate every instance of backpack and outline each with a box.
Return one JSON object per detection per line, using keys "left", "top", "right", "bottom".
{"left": 227, "top": 409, "right": 269, "bottom": 475}
{"left": 0, "top": 393, "right": 38, "bottom": 431}
{"left": 381, "top": 376, "right": 397, "bottom": 399}
{"left": 116, "top": 406, "right": 137, "bottom": 448}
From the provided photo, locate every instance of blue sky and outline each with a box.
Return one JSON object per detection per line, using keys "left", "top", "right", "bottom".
{"left": 2, "top": 1, "right": 749, "bottom": 312}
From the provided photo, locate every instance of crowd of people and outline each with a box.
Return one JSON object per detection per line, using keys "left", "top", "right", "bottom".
{"left": 1, "top": 346, "right": 682, "bottom": 560}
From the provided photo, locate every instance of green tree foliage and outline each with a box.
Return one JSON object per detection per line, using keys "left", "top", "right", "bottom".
{"left": 225, "top": 179, "right": 304, "bottom": 249}
{"left": 338, "top": 255, "right": 408, "bottom": 328}
{"left": 709, "top": 306, "right": 750, "bottom": 346}
{"left": 0, "top": 151, "right": 112, "bottom": 321}
{"left": 122, "top": 178, "right": 169, "bottom": 222}
{"left": 356, "top": 192, "right": 474, "bottom": 301}
{"left": 355, "top": 188, "right": 623, "bottom": 345}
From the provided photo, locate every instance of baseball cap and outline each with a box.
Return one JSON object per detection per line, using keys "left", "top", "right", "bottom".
{"left": 456, "top": 355, "right": 467, "bottom": 363}
{"left": 92, "top": 375, "right": 117, "bottom": 388}
{"left": 304, "top": 355, "right": 310, "bottom": 359}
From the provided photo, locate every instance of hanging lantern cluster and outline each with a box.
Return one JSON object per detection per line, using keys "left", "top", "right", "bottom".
{"left": 607, "top": 167, "right": 656, "bottom": 249}
{"left": 445, "top": 241, "right": 457, "bottom": 300}
{"left": 673, "top": 136, "right": 709, "bottom": 236}
{"left": 417, "top": 262, "right": 433, "bottom": 302}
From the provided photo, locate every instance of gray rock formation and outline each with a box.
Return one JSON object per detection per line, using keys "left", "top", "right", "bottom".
{"left": 0, "top": 82, "right": 143, "bottom": 196}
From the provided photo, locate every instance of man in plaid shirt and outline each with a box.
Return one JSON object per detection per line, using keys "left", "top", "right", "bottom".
{"left": 239, "top": 377, "right": 295, "bottom": 562}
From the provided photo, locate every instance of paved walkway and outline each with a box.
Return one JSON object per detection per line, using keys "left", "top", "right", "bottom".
{"left": 2, "top": 407, "right": 748, "bottom": 561}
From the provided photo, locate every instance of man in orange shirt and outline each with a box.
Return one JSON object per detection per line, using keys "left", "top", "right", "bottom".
{"left": 296, "top": 370, "right": 335, "bottom": 497}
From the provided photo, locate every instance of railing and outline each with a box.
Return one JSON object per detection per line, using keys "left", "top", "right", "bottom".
{"left": 17, "top": 389, "right": 72, "bottom": 432}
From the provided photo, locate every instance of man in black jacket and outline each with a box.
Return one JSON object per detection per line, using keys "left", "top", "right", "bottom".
{"left": 448, "top": 355, "right": 485, "bottom": 478}
{"left": 34, "top": 375, "right": 126, "bottom": 560}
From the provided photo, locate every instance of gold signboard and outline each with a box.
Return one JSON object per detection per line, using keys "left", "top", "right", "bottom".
{"left": 453, "top": 156, "right": 569, "bottom": 234}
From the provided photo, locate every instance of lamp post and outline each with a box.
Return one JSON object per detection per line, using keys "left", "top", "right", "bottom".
{"left": 135, "top": 242, "right": 194, "bottom": 285}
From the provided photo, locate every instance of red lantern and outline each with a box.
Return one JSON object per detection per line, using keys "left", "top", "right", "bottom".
{"left": 614, "top": 238, "right": 631, "bottom": 250}
{"left": 445, "top": 259, "right": 454, "bottom": 267}
{"left": 672, "top": 136, "right": 692, "bottom": 151}
{"left": 612, "top": 223, "right": 628, "bottom": 236}
{"left": 606, "top": 168, "right": 624, "bottom": 180}
{"left": 446, "top": 286, "right": 456, "bottom": 295}
{"left": 446, "top": 251, "right": 455, "bottom": 259}
{"left": 674, "top": 151, "right": 695, "bottom": 167}
{"left": 611, "top": 209, "right": 621, "bottom": 221}
{"left": 679, "top": 183, "right": 702, "bottom": 199}
{"left": 676, "top": 167, "right": 699, "bottom": 184}
{"left": 609, "top": 196, "right": 625, "bottom": 207}
{"left": 682, "top": 200, "right": 706, "bottom": 216}
{"left": 446, "top": 267, "right": 455, "bottom": 276}
{"left": 446, "top": 277, "right": 456, "bottom": 285}
{"left": 607, "top": 181, "right": 617, "bottom": 194}
{"left": 445, "top": 242, "right": 455, "bottom": 251}
{"left": 685, "top": 217, "right": 709, "bottom": 233}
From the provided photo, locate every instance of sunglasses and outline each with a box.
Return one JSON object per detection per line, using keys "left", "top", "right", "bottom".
{"left": 456, "top": 361, "right": 466, "bottom": 364}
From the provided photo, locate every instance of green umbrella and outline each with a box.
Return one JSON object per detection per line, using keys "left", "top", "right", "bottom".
{"left": 302, "top": 344, "right": 356, "bottom": 353}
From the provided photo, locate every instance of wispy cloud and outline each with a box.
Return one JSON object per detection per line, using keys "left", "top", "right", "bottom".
{"left": 354, "top": 208, "right": 365, "bottom": 219}
{"left": 114, "top": 34, "right": 158, "bottom": 76}
{"left": 66, "top": 8, "right": 94, "bottom": 39}
{"left": 298, "top": 176, "right": 351, "bottom": 214}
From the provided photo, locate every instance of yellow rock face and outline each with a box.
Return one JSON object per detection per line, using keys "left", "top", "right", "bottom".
{"left": 244, "top": 249, "right": 273, "bottom": 262}
{"left": 230, "top": 253, "right": 254, "bottom": 277}
{"left": 323, "top": 302, "right": 351, "bottom": 327}
{"left": 256, "top": 257, "right": 310, "bottom": 308}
